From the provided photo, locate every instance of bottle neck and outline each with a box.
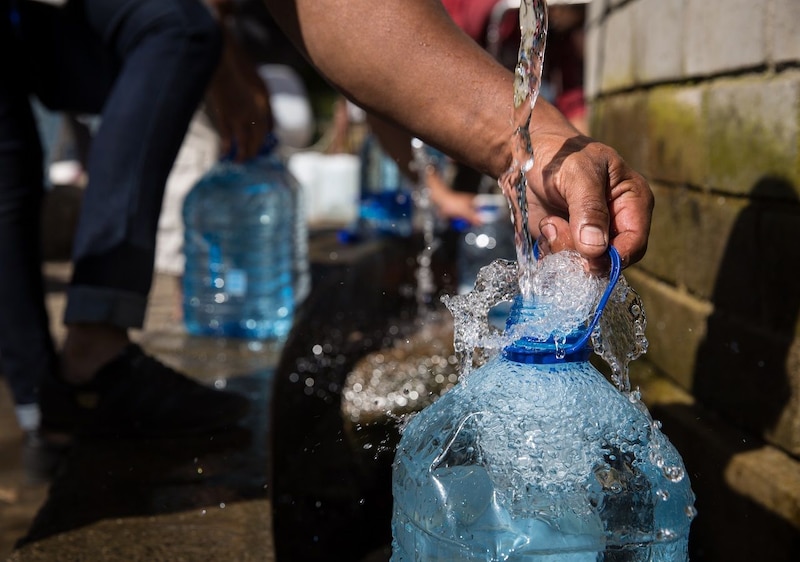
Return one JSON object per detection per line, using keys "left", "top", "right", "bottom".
{"left": 222, "top": 133, "right": 279, "bottom": 163}
{"left": 502, "top": 336, "right": 591, "bottom": 364}
{"left": 502, "top": 295, "right": 592, "bottom": 365}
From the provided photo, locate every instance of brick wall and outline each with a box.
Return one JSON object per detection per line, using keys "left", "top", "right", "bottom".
{"left": 585, "top": 0, "right": 800, "bottom": 559}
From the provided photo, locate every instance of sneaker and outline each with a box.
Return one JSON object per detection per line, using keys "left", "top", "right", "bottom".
{"left": 39, "top": 344, "right": 251, "bottom": 437}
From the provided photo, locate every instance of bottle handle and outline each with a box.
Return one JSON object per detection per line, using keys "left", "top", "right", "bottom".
{"left": 532, "top": 242, "right": 622, "bottom": 353}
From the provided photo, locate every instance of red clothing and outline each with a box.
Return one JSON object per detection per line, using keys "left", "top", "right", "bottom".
{"left": 440, "top": 0, "right": 517, "bottom": 48}
{"left": 440, "top": 0, "right": 497, "bottom": 43}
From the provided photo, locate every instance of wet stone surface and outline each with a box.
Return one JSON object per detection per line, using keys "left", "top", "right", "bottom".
{"left": 2, "top": 231, "right": 457, "bottom": 562}
{"left": 271, "top": 232, "right": 458, "bottom": 561}
{"left": 8, "top": 335, "right": 278, "bottom": 562}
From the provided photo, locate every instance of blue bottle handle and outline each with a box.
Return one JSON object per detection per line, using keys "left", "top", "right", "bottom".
{"left": 503, "top": 243, "right": 622, "bottom": 363}
{"left": 567, "top": 245, "right": 621, "bottom": 353}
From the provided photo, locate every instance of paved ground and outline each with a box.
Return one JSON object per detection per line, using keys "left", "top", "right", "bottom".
{"left": 1, "top": 262, "right": 280, "bottom": 561}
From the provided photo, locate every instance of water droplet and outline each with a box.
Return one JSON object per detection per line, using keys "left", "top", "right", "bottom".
{"left": 656, "top": 528, "right": 677, "bottom": 541}
{"left": 662, "top": 465, "right": 685, "bottom": 482}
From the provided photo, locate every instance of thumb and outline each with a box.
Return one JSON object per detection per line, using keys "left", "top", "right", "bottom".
{"left": 564, "top": 175, "right": 611, "bottom": 260}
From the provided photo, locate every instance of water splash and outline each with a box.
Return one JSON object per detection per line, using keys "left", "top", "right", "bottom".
{"left": 593, "top": 277, "right": 649, "bottom": 392}
{"left": 341, "top": 313, "right": 459, "bottom": 427}
{"left": 340, "top": 140, "right": 456, "bottom": 428}
{"left": 442, "top": 259, "right": 519, "bottom": 376}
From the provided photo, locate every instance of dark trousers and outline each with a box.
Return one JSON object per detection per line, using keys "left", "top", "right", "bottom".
{"left": 0, "top": 0, "right": 221, "bottom": 406}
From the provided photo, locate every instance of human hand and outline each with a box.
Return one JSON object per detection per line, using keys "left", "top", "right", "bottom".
{"left": 263, "top": 0, "right": 652, "bottom": 266}
{"left": 426, "top": 169, "right": 483, "bottom": 225}
{"left": 522, "top": 129, "right": 654, "bottom": 270}
{"left": 206, "top": 29, "right": 273, "bottom": 161}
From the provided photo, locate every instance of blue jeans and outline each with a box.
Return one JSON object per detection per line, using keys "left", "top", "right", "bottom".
{"left": 0, "top": 0, "right": 222, "bottom": 407}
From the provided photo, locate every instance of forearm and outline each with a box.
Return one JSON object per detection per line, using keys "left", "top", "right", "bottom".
{"left": 265, "top": 0, "right": 539, "bottom": 179}
{"left": 264, "top": 0, "right": 652, "bottom": 266}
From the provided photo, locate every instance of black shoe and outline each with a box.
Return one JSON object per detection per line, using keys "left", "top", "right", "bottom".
{"left": 39, "top": 344, "right": 251, "bottom": 437}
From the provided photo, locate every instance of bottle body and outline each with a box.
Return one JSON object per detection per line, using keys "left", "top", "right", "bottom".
{"left": 182, "top": 153, "right": 298, "bottom": 339}
{"left": 251, "top": 150, "right": 311, "bottom": 306}
{"left": 356, "top": 134, "right": 413, "bottom": 238}
{"left": 391, "top": 354, "right": 695, "bottom": 561}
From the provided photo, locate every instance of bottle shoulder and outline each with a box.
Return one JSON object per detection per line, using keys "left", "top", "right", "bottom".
{"left": 187, "top": 161, "right": 294, "bottom": 198}
{"left": 183, "top": 168, "right": 297, "bottom": 227}
{"left": 407, "top": 356, "right": 643, "bottom": 430}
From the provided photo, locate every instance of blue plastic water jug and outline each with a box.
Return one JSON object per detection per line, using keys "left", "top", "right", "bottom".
{"left": 391, "top": 248, "right": 695, "bottom": 561}
{"left": 456, "top": 192, "right": 517, "bottom": 328}
{"left": 182, "top": 136, "right": 307, "bottom": 339}
{"left": 356, "top": 134, "right": 413, "bottom": 237}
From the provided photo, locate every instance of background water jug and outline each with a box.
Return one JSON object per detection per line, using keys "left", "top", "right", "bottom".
{"left": 456, "top": 192, "right": 516, "bottom": 327}
{"left": 391, "top": 250, "right": 695, "bottom": 561}
{"left": 354, "top": 134, "right": 413, "bottom": 238}
{"left": 182, "top": 136, "right": 308, "bottom": 339}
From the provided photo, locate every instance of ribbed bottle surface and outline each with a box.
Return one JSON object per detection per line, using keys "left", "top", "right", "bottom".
{"left": 182, "top": 155, "right": 296, "bottom": 340}
{"left": 391, "top": 313, "right": 695, "bottom": 560}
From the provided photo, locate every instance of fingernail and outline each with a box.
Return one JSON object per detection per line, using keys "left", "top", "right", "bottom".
{"left": 541, "top": 223, "right": 557, "bottom": 243}
{"left": 580, "top": 225, "right": 606, "bottom": 247}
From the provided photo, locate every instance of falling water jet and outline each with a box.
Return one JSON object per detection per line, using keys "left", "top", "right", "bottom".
{"left": 447, "top": 0, "right": 647, "bottom": 392}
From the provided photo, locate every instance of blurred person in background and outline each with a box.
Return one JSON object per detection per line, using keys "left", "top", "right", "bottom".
{"left": 156, "top": 0, "right": 315, "bottom": 306}
{"left": 0, "top": 0, "right": 268, "bottom": 479}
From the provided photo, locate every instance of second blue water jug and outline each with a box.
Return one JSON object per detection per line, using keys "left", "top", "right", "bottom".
{"left": 182, "top": 137, "right": 308, "bottom": 340}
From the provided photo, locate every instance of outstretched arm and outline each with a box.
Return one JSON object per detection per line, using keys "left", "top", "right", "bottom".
{"left": 264, "top": 0, "right": 653, "bottom": 267}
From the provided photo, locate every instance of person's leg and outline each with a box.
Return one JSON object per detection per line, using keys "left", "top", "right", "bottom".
{"left": 58, "top": 0, "right": 223, "bottom": 381}
{"left": 22, "top": 0, "right": 249, "bottom": 436}
{"left": 0, "top": 0, "right": 58, "bottom": 434}
{"left": 48, "top": 113, "right": 92, "bottom": 187}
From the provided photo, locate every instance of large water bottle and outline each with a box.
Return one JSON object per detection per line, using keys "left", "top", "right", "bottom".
{"left": 182, "top": 136, "right": 307, "bottom": 339}
{"left": 391, "top": 249, "right": 696, "bottom": 561}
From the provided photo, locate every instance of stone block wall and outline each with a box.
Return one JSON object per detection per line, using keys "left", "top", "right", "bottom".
{"left": 585, "top": 0, "right": 800, "bottom": 559}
